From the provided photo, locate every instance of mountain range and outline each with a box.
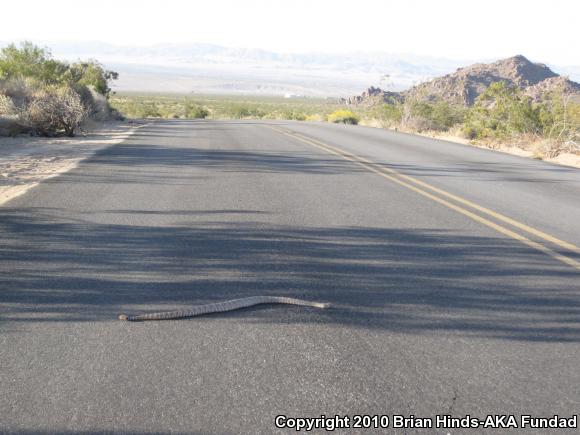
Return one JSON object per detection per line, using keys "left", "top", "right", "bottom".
{"left": 2, "top": 41, "right": 579, "bottom": 97}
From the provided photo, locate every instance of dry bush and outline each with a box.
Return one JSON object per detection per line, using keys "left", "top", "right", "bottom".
{"left": 0, "top": 93, "right": 16, "bottom": 117}
{"left": 0, "top": 77, "right": 40, "bottom": 108}
{"left": 75, "top": 85, "right": 118, "bottom": 121}
{"left": 0, "top": 84, "right": 33, "bottom": 135}
{"left": 1, "top": 42, "right": 119, "bottom": 137}
{"left": 25, "top": 86, "right": 88, "bottom": 136}
{"left": 401, "top": 115, "right": 437, "bottom": 132}
{"left": 327, "top": 109, "right": 360, "bottom": 124}
{"left": 533, "top": 139, "right": 580, "bottom": 159}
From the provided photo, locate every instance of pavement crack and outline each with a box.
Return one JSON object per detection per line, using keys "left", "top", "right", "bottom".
{"left": 445, "top": 388, "right": 459, "bottom": 415}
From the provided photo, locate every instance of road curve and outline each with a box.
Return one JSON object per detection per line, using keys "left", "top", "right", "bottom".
{"left": 1, "top": 119, "right": 579, "bottom": 434}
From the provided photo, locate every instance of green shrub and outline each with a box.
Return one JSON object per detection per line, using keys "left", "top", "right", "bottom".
{"left": 109, "top": 94, "right": 349, "bottom": 123}
{"left": 282, "top": 110, "right": 307, "bottom": 121}
{"left": 463, "top": 82, "right": 540, "bottom": 139}
{"left": 535, "top": 90, "right": 580, "bottom": 143}
{"left": 64, "top": 61, "right": 118, "bottom": 98}
{"left": 381, "top": 103, "right": 403, "bottom": 125}
{"left": 0, "top": 42, "right": 117, "bottom": 98}
{"left": 138, "top": 103, "right": 162, "bottom": 118}
{"left": 0, "top": 42, "right": 67, "bottom": 85}
{"left": 328, "top": 109, "right": 360, "bottom": 124}
{"left": 305, "top": 113, "right": 324, "bottom": 122}
{"left": 402, "top": 98, "right": 464, "bottom": 131}
{"left": 185, "top": 102, "right": 209, "bottom": 119}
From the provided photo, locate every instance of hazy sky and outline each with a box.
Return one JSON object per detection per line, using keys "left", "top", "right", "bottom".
{"left": 3, "top": 0, "right": 579, "bottom": 65}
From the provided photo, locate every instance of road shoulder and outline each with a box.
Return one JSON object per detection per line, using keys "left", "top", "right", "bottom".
{"left": 0, "top": 120, "right": 146, "bottom": 206}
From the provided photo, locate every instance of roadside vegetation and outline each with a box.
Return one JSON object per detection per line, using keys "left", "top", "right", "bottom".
{"left": 0, "top": 42, "right": 119, "bottom": 137}
{"left": 111, "top": 87, "right": 578, "bottom": 160}
{"left": 109, "top": 93, "right": 348, "bottom": 122}
{"left": 110, "top": 94, "right": 365, "bottom": 126}
{"left": 2, "top": 42, "right": 577, "bottom": 161}
{"left": 375, "top": 82, "right": 579, "bottom": 159}
{"left": 327, "top": 109, "right": 360, "bottom": 125}
{"left": 462, "top": 82, "right": 579, "bottom": 157}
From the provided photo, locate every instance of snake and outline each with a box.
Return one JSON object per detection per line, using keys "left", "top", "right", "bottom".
{"left": 118, "top": 296, "right": 330, "bottom": 321}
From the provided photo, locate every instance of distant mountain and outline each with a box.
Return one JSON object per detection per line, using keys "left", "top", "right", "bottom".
{"left": 1, "top": 41, "right": 470, "bottom": 96}
{"left": 1, "top": 41, "right": 578, "bottom": 97}
{"left": 343, "top": 55, "right": 580, "bottom": 106}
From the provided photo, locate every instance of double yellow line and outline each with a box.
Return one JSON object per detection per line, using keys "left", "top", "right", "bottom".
{"left": 270, "top": 125, "right": 580, "bottom": 271}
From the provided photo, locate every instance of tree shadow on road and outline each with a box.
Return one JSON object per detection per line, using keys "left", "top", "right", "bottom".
{"left": 1, "top": 207, "right": 578, "bottom": 343}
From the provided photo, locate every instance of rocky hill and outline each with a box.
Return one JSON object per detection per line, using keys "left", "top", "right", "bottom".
{"left": 343, "top": 55, "right": 580, "bottom": 106}
{"left": 339, "top": 86, "right": 404, "bottom": 106}
{"left": 524, "top": 76, "right": 580, "bottom": 102}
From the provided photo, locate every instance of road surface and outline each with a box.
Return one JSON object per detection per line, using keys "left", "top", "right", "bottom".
{"left": 1, "top": 120, "right": 580, "bottom": 434}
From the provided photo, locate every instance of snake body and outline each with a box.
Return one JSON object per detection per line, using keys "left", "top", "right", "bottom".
{"left": 118, "top": 296, "right": 330, "bottom": 321}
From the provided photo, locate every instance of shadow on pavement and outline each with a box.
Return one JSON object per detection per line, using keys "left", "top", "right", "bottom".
{"left": 1, "top": 206, "right": 579, "bottom": 343}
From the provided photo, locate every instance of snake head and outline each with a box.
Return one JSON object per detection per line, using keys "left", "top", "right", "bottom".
{"left": 118, "top": 314, "right": 129, "bottom": 321}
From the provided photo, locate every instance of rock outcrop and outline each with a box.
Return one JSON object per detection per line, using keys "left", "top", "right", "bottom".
{"left": 342, "top": 55, "right": 580, "bottom": 107}
{"left": 339, "top": 86, "right": 403, "bottom": 106}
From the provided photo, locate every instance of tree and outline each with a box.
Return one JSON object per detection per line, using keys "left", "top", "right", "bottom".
{"left": 65, "top": 61, "right": 118, "bottom": 97}
{"left": 0, "top": 42, "right": 68, "bottom": 84}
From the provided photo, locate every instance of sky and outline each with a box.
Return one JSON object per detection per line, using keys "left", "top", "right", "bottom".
{"left": 2, "top": 0, "right": 579, "bottom": 65}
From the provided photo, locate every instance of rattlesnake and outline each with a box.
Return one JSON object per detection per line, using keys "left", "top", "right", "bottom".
{"left": 118, "top": 296, "right": 330, "bottom": 321}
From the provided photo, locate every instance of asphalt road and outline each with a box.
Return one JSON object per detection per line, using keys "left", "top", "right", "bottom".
{"left": 1, "top": 120, "right": 580, "bottom": 434}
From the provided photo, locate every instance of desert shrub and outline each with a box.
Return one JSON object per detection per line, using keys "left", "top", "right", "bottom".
{"left": 305, "top": 114, "right": 324, "bottom": 122}
{"left": 138, "top": 103, "right": 162, "bottom": 118}
{"left": 328, "top": 109, "right": 359, "bottom": 124}
{"left": 224, "top": 105, "right": 251, "bottom": 118}
{"left": 535, "top": 90, "right": 580, "bottom": 144}
{"left": 463, "top": 82, "right": 540, "bottom": 139}
{"left": 71, "top": 85, "right": 116, "bottom": 121}
{"left": 0, "top": 93, "right": 16, "bottom": 117}
{"left": 261, "top": 111, "right": 279, "bottom": 120}
{"left": 402, "top": 98, "right": 464, "bottom": 131}
{"left": 185, "top": 102, "right": 209, "bottom": 119}
{"left": 238, "top": 107, "right": 252, "bottom": 117}
{"left": 0, "top": 42, "right": 68, "bottom": 85}
{"left": 220, "top": 104, "right": 267, "bottom": 119}
{"left": 460, "top": 81, "right": 580, "bottom": 157}
{"left": 64, "top": 61, "right": 118, "bottom": 97}
{"left": 0, "top": 77, "right": 41, "bottom": 109}
{"left": 25, "top": 86, "right": 88, "bottom": 136}
{"left": 0, "top": 79, "right": 38, "bottom": 133}
{"left": 1, "top": 78, "right": 89, "bottom": 136}
{"left": 430, "top": 101, "right": 465, "bottom": 129}
{"left": 380, "top": 103, "right": 404, "bottom": 127}
{"left": 534, "top": 94, "right": 580, "bottom": 157}
{"left": 0, "top": 43, "right": 117, "bottom": 99}
{"left": 106, "top": 97, "right": 161, "bottom": 119}
{"left": 282, "top": 110, "right": 307, "bottom": 121}
{"left": 0, "top": 42, "right": 119, "bottom": 136}
{"left": 110, "top": 94, "right": 348, "bottom": 122}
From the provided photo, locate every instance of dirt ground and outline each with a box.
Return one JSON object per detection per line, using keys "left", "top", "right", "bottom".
{"left": 358, "top": 120, "right": 580, "bottom": 169}
{"left": 419, "top": 131, "right": 580, "bottom": 169}
{"left": 0, "top": 121, "right": 146, "bottom": 206}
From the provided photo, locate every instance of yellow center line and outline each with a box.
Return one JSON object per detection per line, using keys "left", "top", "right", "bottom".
{"left": 300, "top": 132, "right": 580, "bottom": 254}
{"left": 269, "top": 125, "right": 580, "bottom": 271}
